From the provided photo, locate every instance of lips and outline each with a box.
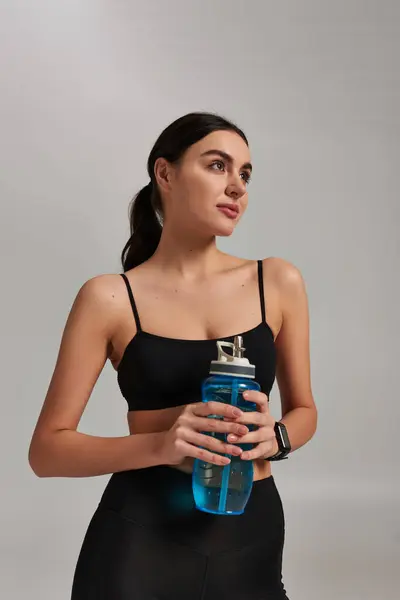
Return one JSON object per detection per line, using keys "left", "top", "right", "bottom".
{"left": 217, "top": 203, "right": 239, "bottom": 219}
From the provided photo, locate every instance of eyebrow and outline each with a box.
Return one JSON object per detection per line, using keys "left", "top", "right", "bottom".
{"left": 200, "top": 149, "right": 253, "bottom": 172}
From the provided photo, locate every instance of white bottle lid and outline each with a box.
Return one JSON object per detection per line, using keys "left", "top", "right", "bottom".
{"left": 209, "top": 336, "right": 255, "bottom": 379}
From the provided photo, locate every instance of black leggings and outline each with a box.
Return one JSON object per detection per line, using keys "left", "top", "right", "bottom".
{"left": 71, "top": 466, "right": 289, "bottom": 599}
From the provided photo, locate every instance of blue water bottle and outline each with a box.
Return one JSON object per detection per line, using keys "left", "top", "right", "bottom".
{"left": 192, "top": 335, "right": 260, "bottom": 515}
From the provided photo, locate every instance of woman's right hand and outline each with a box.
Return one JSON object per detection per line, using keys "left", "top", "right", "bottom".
{"left": 159, "top": 401, "right": 249, "bottom": 466}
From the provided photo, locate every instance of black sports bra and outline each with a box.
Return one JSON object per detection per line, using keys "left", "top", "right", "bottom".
{"left": 117, "top": 260, "right": 276, "bottom": 412}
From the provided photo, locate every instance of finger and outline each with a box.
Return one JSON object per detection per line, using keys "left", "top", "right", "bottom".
{"left": 242, "top": 390, "right": 270, "bottom": 413}
{"left": 227, "top": 426, "right": 275, "bottom": 445}
{"left": 177, "top": 439, "right": 232, "bottom": 466}
{"left": 195, "top": 417, "right": 249, "bottom": 436}
{"left": 240, "top": 442, "right": 271, "bottom": 461}
{"left": 233, "top": 410, "right": 271, "bottom": 427}
{"left": 192, "top": 401, "right": 243, "bottom": 420}
{"left": 184, "top": 429, "right": 243, "bottom": 457}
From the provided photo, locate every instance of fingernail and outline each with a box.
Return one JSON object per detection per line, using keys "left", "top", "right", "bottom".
{"left": 243, "top": 392, "right": 249, "bottom": 399}
{"left": 228, "top": 434, "right": 238, "bottom": 441}
{"left": 233, "top": 409, "right": 242, "bottom": 416}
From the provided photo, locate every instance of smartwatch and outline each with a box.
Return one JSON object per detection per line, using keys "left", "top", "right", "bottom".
{"left": 266, "top": 421, "right": 291, "bottom": 461}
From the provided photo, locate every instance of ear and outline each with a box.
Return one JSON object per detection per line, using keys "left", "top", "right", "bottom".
{"left": 154, "top": 157, "right": 175, "bottom": 193}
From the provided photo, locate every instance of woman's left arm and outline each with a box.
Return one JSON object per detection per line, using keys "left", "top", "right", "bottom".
{"left": 227, "top": 259, "right": 318, "bottom": 460}
{"left": 272, "top": 259, "right": 318, "bottom": 454}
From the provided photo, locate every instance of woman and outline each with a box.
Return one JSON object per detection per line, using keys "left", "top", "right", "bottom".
{"left": 29, "top": 112, "right": 317, "bottom": 599}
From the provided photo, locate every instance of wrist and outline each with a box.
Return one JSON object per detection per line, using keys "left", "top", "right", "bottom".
{"left": 151, "top": 431, "right": 168, "bottom": 466}
{"left": 127, "top": 431, "right": 168, "bottom": 469}
{"left": 264, "top": 437, "right": 279, "bottom": 459}
{"left": 265, "top": 421, "right": 291, "bottom": 461}
{"left": 269, "top": 438, "right": 280, "bottom": 458}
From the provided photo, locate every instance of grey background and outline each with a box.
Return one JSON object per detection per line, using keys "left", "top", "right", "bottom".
{"left": 1, "top": 1, "right": 399, "bottom": 598}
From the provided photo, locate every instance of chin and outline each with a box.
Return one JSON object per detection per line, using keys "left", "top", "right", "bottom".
{"left": 211, "top": 222, "right": 236, "bottom": 237}
{"left": 197, "top": 213, "right": 239, "bottom": 237}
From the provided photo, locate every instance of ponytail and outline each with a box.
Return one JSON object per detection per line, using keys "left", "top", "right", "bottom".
{"left": 121, "top": 181, "right": 162, "bottom": 271}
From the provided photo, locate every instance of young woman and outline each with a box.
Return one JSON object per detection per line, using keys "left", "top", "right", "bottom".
{"left": 29, "top": 112, "right": 317, "bottom": 599}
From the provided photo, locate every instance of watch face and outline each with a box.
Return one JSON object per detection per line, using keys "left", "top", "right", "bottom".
{"left": 275, "top": 422, "right": 291, "bottom": 451}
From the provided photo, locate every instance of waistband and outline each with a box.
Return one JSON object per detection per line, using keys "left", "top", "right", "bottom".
{"left": 97, "top": 466, "right": 283, "bottom": 555}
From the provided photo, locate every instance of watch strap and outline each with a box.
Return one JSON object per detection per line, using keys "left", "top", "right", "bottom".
{"left": 265, "top": 421, "right": 291, "bottom": 461}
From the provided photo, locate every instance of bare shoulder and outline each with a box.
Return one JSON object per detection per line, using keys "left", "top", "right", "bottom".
{"left": 69, "top": 273, "right": 127, "bottom": 331}
{"left": 262, "top": 257, "right": 306, "bottom": 295}
{"left": 75, "top": 272, "right": 124, "bottom": 299}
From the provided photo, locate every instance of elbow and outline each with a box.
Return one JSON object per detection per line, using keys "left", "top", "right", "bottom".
{"left": 308, "top": 404, "right": 318, "bottom": 439}
{"left": 28, "top": 438, "right": 55, "bottom": 478}
{"left": 298, "top": 402, "right": 318, "bottom": 441}
{"left": 28, "top": 444, "right": 46, "bottom": 478}
{"left": 313, "top": 403, "right": 318, "bottom": 427}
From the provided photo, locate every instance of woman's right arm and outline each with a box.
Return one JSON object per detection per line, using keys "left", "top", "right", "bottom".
{"left": 28, "top": 274, "right": 250, "bottom": 478}
{"left": 28, "top": 275, "right": 165, "bottom": 478}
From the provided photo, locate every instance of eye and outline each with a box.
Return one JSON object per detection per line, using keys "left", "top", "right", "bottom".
{"left": 210, "top": 160, "right": 225, "bottom": 172}
{"left": 241, "top": 172, "right": 252, "bottom": 185}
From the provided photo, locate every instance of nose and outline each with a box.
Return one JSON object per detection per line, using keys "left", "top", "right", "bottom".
{"left": 225, "top": 178, "right": 246, "bottom": 200}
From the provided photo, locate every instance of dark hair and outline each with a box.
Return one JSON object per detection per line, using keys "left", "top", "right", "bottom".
{"left": 121, "top": 112, "right": 248, "bottom": 271}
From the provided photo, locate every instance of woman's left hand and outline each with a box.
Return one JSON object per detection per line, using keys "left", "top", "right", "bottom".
{"left": 226, "top": 390, "right": 278, "bottom": 460}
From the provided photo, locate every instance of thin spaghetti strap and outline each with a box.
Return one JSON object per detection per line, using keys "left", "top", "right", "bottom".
{"left": 120, "top": 273, "right": 142, "bottom": 332}
{"left": 257, "top": 259, "right": 267, "bottom": 323}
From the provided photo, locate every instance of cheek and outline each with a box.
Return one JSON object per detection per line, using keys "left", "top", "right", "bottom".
{"left": 170, "top": 186, "right": 205, "bottom": 221}
{"left": 180, "top": 173, "right": 220, "bottom": 212}
{"left": 194, "top": 165, "right": 225, "bottom": 192}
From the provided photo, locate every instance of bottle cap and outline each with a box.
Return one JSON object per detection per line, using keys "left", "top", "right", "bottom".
{"left": 209, "top": 335, "right": 255, "bottom": 379}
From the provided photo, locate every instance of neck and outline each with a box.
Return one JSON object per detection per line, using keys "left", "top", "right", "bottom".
{"left": 149, "top": 224, "right": 226, "bottom": 281}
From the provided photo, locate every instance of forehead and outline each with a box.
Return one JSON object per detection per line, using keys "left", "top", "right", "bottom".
{"left": 187, "top": 130, "right": 251, "bottom": 164}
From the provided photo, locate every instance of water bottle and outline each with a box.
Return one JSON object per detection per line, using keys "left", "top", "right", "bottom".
{"left": 192, "top": 335, "right": 260, "bottom": 515}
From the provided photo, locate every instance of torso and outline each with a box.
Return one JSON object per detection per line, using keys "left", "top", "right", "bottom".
{"left": 109, "top": 256, "right": 283, "bottom": 481}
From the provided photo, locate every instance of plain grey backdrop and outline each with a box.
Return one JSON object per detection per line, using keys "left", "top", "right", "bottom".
{"left": 1, "top": 1, "right": 399, "bottom": 598}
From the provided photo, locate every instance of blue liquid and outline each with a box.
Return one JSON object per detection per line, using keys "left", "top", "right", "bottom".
{"left": 192, "top": 375, "right": 260, "bottom": 515}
